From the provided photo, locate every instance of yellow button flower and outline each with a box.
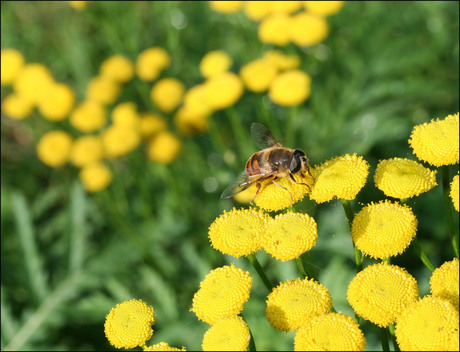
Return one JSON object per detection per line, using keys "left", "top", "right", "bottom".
{"left": 37, "top": 82, "right": 75, "bottom": 121}
{"left": 266, "top": 277, "right": 332, "bottom": 331}
{"left": 430, "top": 258, "right": 459, "bottom": 310}
{"left": 136, "top": 47, "right": 170, "bottom": 82}
{"left": 147, "top": 131, "right": 181, "bottom": 164}
{"left": 262, "top": 212, "right": 317, "bottom": 261}
{"left": 239, "top": 59, "right": 278, "bottom": 92}
{"left": 14, "top": 63, "right": 54, "bottom": 104}
{"left": 270, "top": 1, "right": 302, "bottom": 14}
{"left": 262, "top": 50, "right": 300, "bottom": 71}
{"left": 209, "top": 1, "right": 244, "bottom": 13}
{"left": 104, "top": 299, "right": 155, "bottom": 349}
{"left": 182, "top": 84, "right": 213, "bottom": 118}
{"left": 258, "top": 13, "right": 291, "bottom": 46}
{"left": 200, "top": 50, "right": 233, "bottom": 79}
{"left": 139, "top": 112, "right": 168, "bottom": 139}
{"left": 243, "top": 1, "right": 272, "bottom": 21}
{"left": 70, "top": 135, "right": 104, "bottom": 167}
{"left": 191, "top": 264, "right": 252, "bottom": 325}
{"left": 1, "top": 48, "right": 25, "bottom": 85}
{"left": 79, "top": 162, "right": 112, "bottom": 192}
{"left": 289, "top": 11, "right": 329, "bottom": 47}
{"left": 310, "top": 153, "right": 370, "bottom": 203}
{"left": 450, "top": 173, "right": 459, "bottom": 212}
{"left": 174, "top": 105, "right": 210, "bottom": 136}
{"left": 70, "top": 100, "right": 107, "bottom": 133}
{"left": 36, "top": 131, "right": 73, "bottom": 167}
{"left": 409, "top": 112, "right": 459, "bottom": 167}
{"left": 100, "top": 55, "right": 134, "bottom": 83}
{"left": 143, "top": 342, "right": 186, "bottom": 351}
{"left": 86, "top": 75, "right": 121, "bottom": 105}
{"left": 352, "top": 200, "right": 418, "bottom": 259}
{"left": 1, "top": 93, "right": 34, "bottom": 120}
{"left": 102, "top": 124, "right": 140, "bottom": 159}
{"left": 150, "top": 78, "right": 185, "bottom": 113}
{"left": 347, "top": 263, "right": 419, "bottom": 327}
{"left": 269, "top": 70, "right": 311, "bottom": 106}
{"left": 204, "top": 72, "right": 244, "bottom": 110}
{"left": 303, "top": 1, "right": 346, "bottom": 17}
{"left": 202, "top": 316, "right": 250, "bottom": 351}
{"left": 374, "top": 158, "right": 437, "bottom": 198}
{"left": 112, "top": 101, "right": 140, "bottom": 130}
{"left": 395, "top": 296, "right": 459, "bottom": 351}
{"left": 294, "top": 313, "right": 366, "bottom": 351}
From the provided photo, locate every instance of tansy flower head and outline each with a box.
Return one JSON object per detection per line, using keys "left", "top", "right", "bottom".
{"left": 150, "top": 78, "right": 185, "bottom": 113}
{"left": 208, "top": 207, "right": 268, "bottom": 258}
{"left": 204, "top": 72, "right": 244, "bottom": 110}
{"left": 289, "top": 12, "right": 329, "bottom": 47}
{"left": 112, "top": 101, "right": 140, "bottom": 130}
{"left": 239, "top": 58, "right": 278, "bottom": 93}
{"left": 182, "top": 84, "right": 213, "bottom": 118}
{"left": 136, "top": 47, "right": 170, "bottom": 82}
{"left": 1, "top": 48, "right": 25, "bottom": 85}
{"left": 37, "top": 82, "right": 75, "bottom": 122}
{"left": 14, "top": 63, "right": 54, "bottom": 104}
{"left": 104, "top": 298, "right": 155, "bottom": 349}
{"left": 191, "top": 264, "right": 252, "bottom": 324}
{"left": 79, "top": 162, "right": 112, "bottom": 192}
{"left": 147, "top": 131, "right": 181, "bottom": 164}
{"left": 347, "top": 263, "right": 419, "bottom": 327}
{"left": 430, "top": 258, "right": 459, "bottom": 310}
{"left": 409, "top": 113, "right": 459, "bottom": 167}
{"left": 303, "top": 1, "right": 346, "bottom": 17}
{"left": 351, "top": 200, "right": 418, "bottom": 259}
{"left": 174, "top": 106, "right": 210, "bottom": 136}
{"left": 262, "top": 211, "right": 317, "bottom": 261}
{"left": 139, "top": 112, "right": 168, "bottom": 139}
{"left": 266, "top": 277, "right": 332, "bottom": 331}
{"left": 209, "top": 1, "right": 244, "bottom": 14}
{"left": 86, "top": 75, "right": 121, "bottom": 105}
{"left": 200, "top": 50, "right": 233, "bottom": 79}
{"left": 201, "top": 316, "right": 250, "bottom": 351}
{"left": 374, "top": 158, "right": 437, "bottom": 198}
{"left": 450, "top": 173, "right": 459, "bottom": 212}
{"left": 102, "top": 124, "right": 140, "bottom": 159}
{"left": 310, "top": 153, "right": 369, "bottom": 203}
{"left": 70, "top": 100, "right": 107, "bottom": 133}
{"left": 395, "top": 296, "right": 459, "bottom": 351}
{"left": 262, "top": 50, "right": 300, "bottom": 71}
{"left": 100, "top": 55, "right": 134, "bottom": 83}
{"left": 258, "top": 13, "right": 291, "bottom": 46}
{"left": 1, "top": 93, "right": 34, "bottom": 120}
{"left": 37, "top": 131, "right": 73, "bottom": 167}
{"left": 143, "top": 342, "right": 186, "bottom": 351}
{"left": 294, "top": 313, "right": 366, "bottom": 351}
{"left": 270, "top": 1, "right": 302, "bottom": 14}
{"left": 243, "top": 1, "right": 272, "bottom": 21}
{"left": 70, "top": 135, "right": 104, "bottom": 167}
{"left": 269, "top": 69, "right": 311, "bottom": 106}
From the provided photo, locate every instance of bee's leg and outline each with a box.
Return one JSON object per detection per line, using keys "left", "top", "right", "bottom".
{"left": 289, "top": 173, "right": 311, "bottom": 192}
{"left": 306, "top": 164, "right": 314, "bottom": 179}
{"left": 272, "top": 177, "right": 294, "bottom": 202}
{"left": 250, "top": 175, "right": 274, "bottom": 204}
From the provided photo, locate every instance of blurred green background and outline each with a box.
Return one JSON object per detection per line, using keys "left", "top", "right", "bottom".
{"left": 1, "top": 1, "right": 459, "bottom": 351}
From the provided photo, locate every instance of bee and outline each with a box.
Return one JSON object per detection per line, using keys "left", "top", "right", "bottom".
{"left": 221, "top": 122, "right": 313, "bottom": 204}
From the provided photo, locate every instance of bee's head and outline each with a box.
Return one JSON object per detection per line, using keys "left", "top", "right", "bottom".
{"left": 290, "top": 149, "right": 309, "bottom": 174}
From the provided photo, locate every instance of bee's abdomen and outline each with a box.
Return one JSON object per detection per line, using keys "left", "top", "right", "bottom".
{"left": 245, "top": 152, "right": 266, "bottom": 176}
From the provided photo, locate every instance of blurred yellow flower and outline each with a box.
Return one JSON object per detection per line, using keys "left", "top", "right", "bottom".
{"left": 347, "top": 263, "right": 419, "bottom": 327}
{"left": 111, "top": 101, "right": 140, "bottom": 130}
{"left": 202, "top": 316, "right": 250, "bottom": 351}
{"left": 262, "top": 212, "right": 317, "bottom": 261}
{"left": 104, "top": 299, "right": 155, "bottom": 349}
{"left": 70, "top": 135, "right": 104, "bottom": 167}
{"left": 303, "top": 1, "right": 346, "bottom": 17}
{"left": 266, "top": 277, "right": 332, "bottom": 331}
{"left": 430, "top": 258, "right": 459, "bottom": 310}
{"left": 1, "top": 93, "right": 34, "bottom": 120}
{"left": 262, "top": 50, "right": 300, "bottom": 71}
{"left": 258, "top": 13, "right": 291, "bottom": 46}
{"left": 14, "top": 63, "right": 54, "bottom": 104}
{"left": 352, "top": 200, "right": 418, "bottom": 259}
{"left": 102, "top": 124, "right": 140, "bottom": 159}
{"left": 191, "top": 264, "right": 252, "bottom": 325}
{"left": 79, "top": 162, "right": 112, "bottom": 192}
{"left": 86, "top": 75, "right": 121, "bottom": 105}
{"left": 147, "top": 131, "right": 181, "bottom": 164}
{"left": 270, "top": 1, "right": 302, "bottom": 14}
{"left": 136, "top": 47, "right": 170, "bottom": 82}
{"left": 409, "top": 113, "right": 459, "bottom": 167}
{"left": 68, "top": 1, "right": 90, "bottom": 10}
{"left": 294, "top": 313, "right": 366, "bottom": 351}
{"left": 139, "top": 112, "right": 168, "bottom": 139}
{"left": 204, "top": 72, "right": 244, "bottom": 110}
{"left": 239, "top": 59, "right": 278, "bottom": 92}
{"left": 289, "top": 11, "right": 329, "bottom": 47}
{"left": 37, "top": 82, "right": 75, "bottom": 121}
{"left": 374, "top": 158, "right": 437, "bottom": 198}
{"left": 183, "top": 84, "right": 213, "bottom": 117}
{"left": 269, "top": 70, "right": 311, "bottom": 106}
{"left": 243, "top": 1, "right": 272, "bottom": 21}
{"left": 175, "top": 106, "right": 210, "bottom": 136}
{"left": 310, "top": 153, "right": 369, "bottom": 203}
{"left": 200, "top": 50, "right": 233, "bottom": 79}
{"left": 450, "top": 173, "right": 459, "bottom": 212}
{"left": 70, "top": 100, "right": 107, "bottom": 133}
{"left": 36, "top": 131, "right": 73, "bottom": 167}
{"left": 395, "top": 296, "right": 459, "bottom": 351}
{"left": 1, "top": 48, "right": 25, "bottom": 85}
{"left": 143, "top": 342, "right": 186, "bottom": 351}
{"left": 100, "top": 55, "right": 134, "bottom": 83}
{"left": 150, "top": 78, "right": 185, "bottom": 113}
{"left": 209, "top": 1, "right": 244, "bottom": 13}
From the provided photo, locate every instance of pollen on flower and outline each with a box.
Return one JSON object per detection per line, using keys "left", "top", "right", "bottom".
{"left": 201, "top": 316, "right": 250, "bottom": 351}
{"left": 265, "top": 277, "right": 332, "bottom": 332}
{"left": 294, "top": 313, "right": 366, "bottom": 351}
{"left": 104, "top": 299, "right": 155, "bottom": 349}
{"left": 374, "top": 158, "right": 437, "bottom": 198}
{"left": 143, "top": 342, "right": 186, "bottom": 351}
{"left": 262, "top": 211, "right": 317, "bottom": 261}
{"left": 347, "top": 263, "right": 419, "bottom": 327}
{"left": 191, "top": 264, "right": 252, "bottom": 325}
{"left": 351, "top": 200, "right": 418, "bottom": 259}
{"left": 430, "top": 258, "right": 459, "bottom": 310}
{"left": 450, "top": 173, "right": 459, "bottom": 212}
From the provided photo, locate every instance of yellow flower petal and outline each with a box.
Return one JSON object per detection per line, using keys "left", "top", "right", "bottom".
{"left": 202, "top": 316, "right": 250, "bottom": 351}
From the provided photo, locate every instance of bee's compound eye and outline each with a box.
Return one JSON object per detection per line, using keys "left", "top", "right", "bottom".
{"left": 290, "top": 151, "right": 303, "bottom": 173}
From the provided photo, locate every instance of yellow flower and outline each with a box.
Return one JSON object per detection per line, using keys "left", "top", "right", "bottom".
{"left": 139, "top": 112, "right": 168, "bottom": 139}
{"left": 104, "top": 299, "right": 155, "bottom": 349}
{"left": 294, "top": 313, "right": 366, "bottom": 351}
{"left": 200, "top": 50, "right": 233, "bottom": 79}
{"left": 136, "top": 47, "right": 170, "bottom": 82}
{"left": 351, "top": 200, "right": 418, "bottom": 259}
{"left": 409, "top": 113, "right": 459, "bottom": 167}
{"left": 204, "top": 72, "right": 244, "bottom": 110}
{"left": 208, "top": 207, "right": 268, "bottom": 258}
{"left": 374, "top": 158, "right": 437, "bottom": 198}
{"left": 262, "top": 212, "right": 317, "bottom": 261}
{"left": 1, "top": 48, "right": 25, "bottom": 85}
{"left": 258, "top": 13, "right": 291, "bottom": 46}
{"left": 239, "top": 59, "right": 278, "bottom": 92}
{"left": 266, "top": 277, "right": 332, "bottom": 331}
{"left": 209, "top": 1, "right": 244, "bottom": 13}
{"left": 310, "top": 153, "right": 369, "bottom": 203}
{"left": 13, "top": 63, "right": 54, "bottom": 104}
{"left": 174, "top": 106, "right": 210, "bottom": 136}
{"left": 143, "top": 342, "right": 186, "bottom": 351}
{"left": 243, "top": 1, "right": 272, "bottom": 21}
{"left": 450, "top": 173, "right": 459, "bottom": 212}
{"left": 70, "top": 135, "right": 104, "bottom": 167}
{"left": 79, "top": 162, "right": 112, "bottom": 192}
{"left": 303, "top": 1, "right": 346, "bottom": 17}
{"left": 430, "top": 258, "right": 459, "bottom": 310}
{"left": 269, "top": 70, "right": 311, "bottom": 106}
{"left": 395, "top": 296, "right": 459, "bottom": 351}
{"left": 347, "top": 263, "right": 419, "bottom": 327}
{"left": 70, "top": 100, "right": 107, "bottom": 133}
{"left": 147, "top": 131, "right": 181, "bottom": 164}
{"left": 190, "top": 264, "right": 252, "bottom": 325}
{"left": 262, "top": 50, "right": 300, "bottom": 71}
{"left": 68, "top": 1, "right": 90, "bottom": 10}
{"left": 289, "top": 11, "right": 329, "bottom": 47}
{"left": 36, "top": 131, "right": 73, "bottom": 167}
{"left": 150, "top": 78, "right": 185, "bottom": 113}
{"left": 102, "top": 124, "right": 140, "bottom": 159}
{"left": 112, "top": 102, "right": 140, "bottom": 130}
{"left": 1, "top": 93, "right": 34, "bottom": 120}
{"left": 37, "top": 82, "right": 75, "bottom": 121}
{"left": 100, "top": 55, "right": 134, "bottom": 83}
{"left": 182, "top": 84, "right": 213, "bottom": 117}
{"left": 86, "top": 75, "right": 121, "bottom": 105}
{"left": 270, "top": 1, "right": 303, "bottom": 14}
{"left": 202, "top": 316, "right": 250, "bottom": 351}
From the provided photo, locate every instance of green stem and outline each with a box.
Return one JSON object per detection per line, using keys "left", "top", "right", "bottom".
{"left": 382, "top": 257, "right": 391, "bottom": 264}
{"left": 441, "top": 166, "right": 459, "bottom": 258}
{"left": 340, "top": 199, "right": 363, "bottom": 272}
{"left": 242, "top": 315, "right": 257, "bottom": 351}
{"left": 412, "top": 237, "right": 435, "bottom": 272}
{"left": 380, "top": 327, "right": 390, "bottom": 351}
{"left": 388, "top": 323, "right": 400, "bottom": 351}
{"left": 296, "top": 257, "right": 308, "bottom": 277}
{"left": 246, "top": 253, "right": 272, "bottom": 292}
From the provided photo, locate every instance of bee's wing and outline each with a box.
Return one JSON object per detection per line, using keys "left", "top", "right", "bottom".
{"left": 220, "top": 172, "right": 256, "bottom": 199}
{"left": 251, "top": 122, "right": 284, "bottom": 149}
